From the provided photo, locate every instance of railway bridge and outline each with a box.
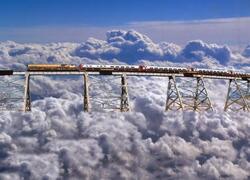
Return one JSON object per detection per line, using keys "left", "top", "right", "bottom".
{"left": 0, "top": 64, "right": 249, "bottom": 112}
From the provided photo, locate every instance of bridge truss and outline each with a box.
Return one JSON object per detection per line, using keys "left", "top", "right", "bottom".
{"left": 0, "top": 70, "right": 249, "bottom": 112}
{"left": 165, "top": 76, "right": 213, "bottom": 111}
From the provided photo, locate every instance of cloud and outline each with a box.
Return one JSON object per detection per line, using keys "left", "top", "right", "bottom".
{"left": 1, "top": 17, "right": 250, "bottom": 49}
{"left": 242, "top": 45, "right": 250, "bottom": 58}
{"left": 74, "top": 30, "right": 181, "bottom": 63}
{"left": 0, "top": 30, "right": 250, "bottom": 179}
{"left": 198, "top": 157, "right": 249, "bottom": 179}
{"left": 1, "top": 29, "right": 249, "bottom": 67}
{"left": 73, "top": 30, "right": 246, "bottom": 65}
{"left": 180, "top": 40, "right": 232, "bottom": 64}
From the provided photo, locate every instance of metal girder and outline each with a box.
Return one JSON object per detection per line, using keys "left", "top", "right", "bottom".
{"left": 120, "top": 74, "right": 130, "bottom": 112}
{"left": 12, "top": 68, "right": 250, "bottom": 80}
{"left": 0, "top": 71, "right": 249, "bottom": 113}
{"left": 23, "top": 73, "right": 31, "bottom": 112}
{"left": 88, "top": 75, "right": 130, "bottom": 112}
{"left": 0, "top": 76, "right": 24, "bottom": 111}
{"left": 165, "top": 76, "right": 212, "bottom": 111}
{"left": 165, "top": 76, "right": 184, "bottom": 111}
{"left": 193, "top": 77, "right": 213, "bottom": 111}
{"left": 83, "top": 73, "right": 90, "bottom": 112}
{"left": 224, "top": 79, "right": 249, "bottom": 112}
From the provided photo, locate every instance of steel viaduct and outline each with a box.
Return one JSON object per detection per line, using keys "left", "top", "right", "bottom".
{"left": 0, "top": 65, "right": 249, "bottom": 112}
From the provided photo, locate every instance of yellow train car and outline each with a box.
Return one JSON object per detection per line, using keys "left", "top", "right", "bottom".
{"left": 28, "top": 64, "right": 78, "bottom": 71}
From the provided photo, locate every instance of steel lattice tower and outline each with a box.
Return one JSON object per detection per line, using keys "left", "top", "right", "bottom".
{"left": 120, "top": 74, "right": 130, "bottom": 112}
{"left": 165, "top": 76, "right": 184, "bottom": 111}
{"left": 165, "top": 76, "right": 213, "bottom": 111}
{"left": 193, "top": 77, "right": 213, "bottom": 111}
{"left": 23, "top": 73, "right": 31, "bottom": 112}
{"left": 83, "top": 73, "right": 90, "bottom": 112}
{"left": 224, "top": 79, "right": 249, "bottom": 112}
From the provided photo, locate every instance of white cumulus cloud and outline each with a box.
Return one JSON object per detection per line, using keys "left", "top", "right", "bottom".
{"left": 0, "top": 30, "right": 249, "bottom": 179}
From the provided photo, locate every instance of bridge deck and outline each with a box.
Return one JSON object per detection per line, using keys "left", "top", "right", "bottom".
{"left": 0, "top": 68, "right": 249, "bottom": 112}
{"left": 11, "top": 71, "right": 250, "bottom": 80}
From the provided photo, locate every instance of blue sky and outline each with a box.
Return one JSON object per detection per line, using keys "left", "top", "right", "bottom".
{"left": 0, "top": 0, "right": 250, "bottom": 45}
{"left": 1, "top": 0, "right": 250, "bottom": 27}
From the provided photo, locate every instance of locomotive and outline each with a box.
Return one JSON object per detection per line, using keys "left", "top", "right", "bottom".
{"left": 28, "top": 64, "right": 79, "bottom": 71}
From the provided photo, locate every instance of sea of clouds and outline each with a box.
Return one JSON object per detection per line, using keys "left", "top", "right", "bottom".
{"left": 0, "top": 30, "right": 250, "bottom": 179}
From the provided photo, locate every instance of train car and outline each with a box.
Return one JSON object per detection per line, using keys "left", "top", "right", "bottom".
{"left": 231, "top": 69, "right": 245, "bottom": 75}
{"left": 138, "top": 65, "right": 146, "bottom": 71}
{"left": 0, "top": 69, "right": 13, "bottom": 75}
{"left": 138, "top": 65, "right": 189, "bottom": 73}
{"left": 79, "top": 64, "right": 142, "bottom": 72}
{"left": 139, "top": 65, "right": 162, "bottom": 72}
{"left": 79, "top": 64, "right": 115, "bottom": 75}
{"left": 79, "top": 64, "right": 114, "bottom": 71}
{"left": 28, "top": 64, "right": 78, "bottom": 71}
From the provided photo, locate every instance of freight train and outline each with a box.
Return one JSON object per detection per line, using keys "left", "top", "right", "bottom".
{"left": 27, "top": 64, "right": 246, "bottom": 76}
{"left": 28, "top": 64, "right": 190, "bottom": 72}
{"left": 28, "top": 64, "right": 78, "bottom": 71}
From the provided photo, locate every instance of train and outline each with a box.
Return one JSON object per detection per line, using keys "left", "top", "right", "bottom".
{"left": 28, "top": 64, "right": 79, "bottom": 71}
{"left": 27, "top": 64, "right": 190, "bottom": 73}
{"left": 27, "top": 64, "right": 246, "bottom": 76}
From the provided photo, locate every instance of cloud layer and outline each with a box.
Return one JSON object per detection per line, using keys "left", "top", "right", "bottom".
{"left": 73, "top": 30, "right": 249, "bottom": 65}
{"left": 1, "top": 30, "right": 249, "bottom": 67}
{"left": 74, "top": 30, "right": 181, "bottom": 63}
{"left": 1, "top": 17, "right": 250, "bottom": 47}
{"left": 0, "top": 30, "right": 250, "bottom": 179}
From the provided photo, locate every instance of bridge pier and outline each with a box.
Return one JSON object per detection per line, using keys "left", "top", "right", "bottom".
{"left": 120, "top": 74, "right": 130, "bottom": 112}
{"left": 165, "top": 76, "right": 184, "bottom": 111}
{"left": 245, "top": 80, "right": 250, "bottom": 111}
{"left": 23, "top": 72, "right": 31, "bottom": 112}
{"left": 247, "top": 80, "right": 250, "bottom": 111}
{"left": 224, "top": 79, "right": 249, "bottom": 112}
{"left": 83, "top": 73, "right": 90, "bottom": 112}
{"left": 193, "top": 77, "right": 213, "bottom": 111}
{"left": 165, "top": 76, "right": 212, "bottom": 111}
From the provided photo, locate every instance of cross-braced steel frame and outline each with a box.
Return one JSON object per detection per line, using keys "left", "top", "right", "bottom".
{"left": 165, "top": 76, "right": 213, "bottom": 111}
{"left": 83, "top": 73, "right": 90, "bottom": 112}
{"left": 1, "top": 72, "right": 249, "bottom": 112}
{"left": 224, "top": 79, "right": 249, "bottom": 112}
{"left": 120, "top": 74, "right": 130, "bottom": 112}
{"left": 83, "top": 73, "right": 130, "bottom": 112}
{"left": 23, "top": 73, "right": 31, "bottom": 112}
{"left": 193, "top": 77, "right": 213, "bottom": 111}
{"left": 165, "top": 76, "right": 184, "bottom": 111}
{"left": 0, "top": 76, "right": 24, "bottom": 111}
